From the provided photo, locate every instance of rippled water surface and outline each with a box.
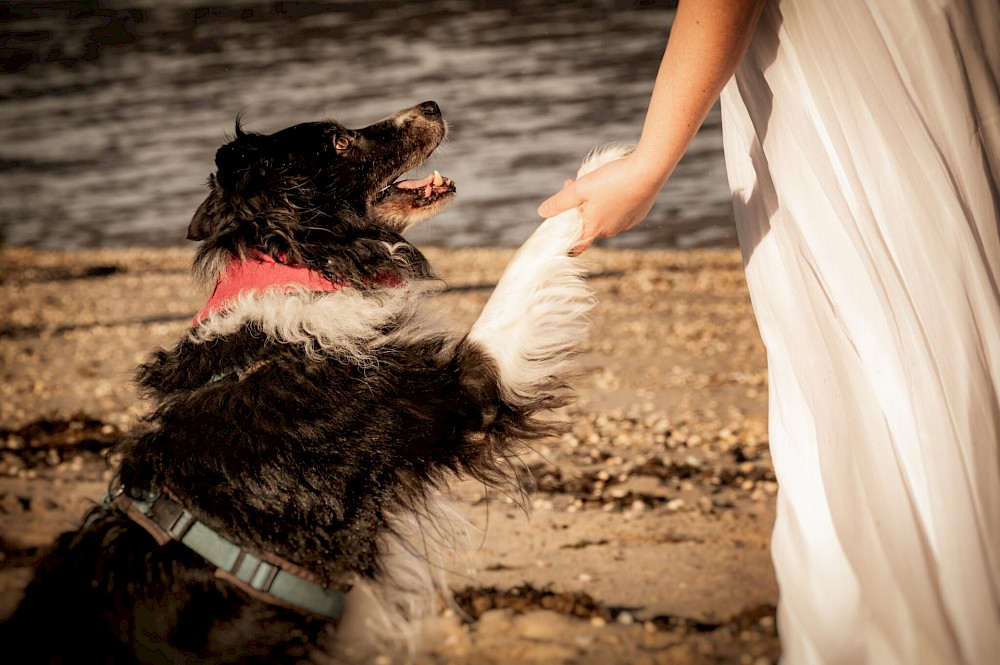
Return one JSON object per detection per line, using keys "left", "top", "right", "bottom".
{"left": 1, "top": 0, "right": 734, "bottom": 250}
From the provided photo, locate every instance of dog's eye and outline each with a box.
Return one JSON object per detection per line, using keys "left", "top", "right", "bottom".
{"left": 334, "top": 136, "right": 350, "bottom": 151}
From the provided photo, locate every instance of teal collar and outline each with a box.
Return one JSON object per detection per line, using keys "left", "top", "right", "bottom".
{"left": 111, "top": 487, "right": 346, "bottom": 621}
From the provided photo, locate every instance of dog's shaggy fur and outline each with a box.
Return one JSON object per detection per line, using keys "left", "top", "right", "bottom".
{"left": 1, "top": 100, "right": 625, "bottom": 663}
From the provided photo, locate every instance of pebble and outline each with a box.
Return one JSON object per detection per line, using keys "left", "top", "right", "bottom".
{"left": 532, "top": 498, "right": 554, "bottom": 510}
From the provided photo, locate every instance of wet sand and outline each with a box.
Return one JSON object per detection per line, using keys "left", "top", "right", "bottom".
{"left": 0, "top": 246, "right": 778, "bottom": 664}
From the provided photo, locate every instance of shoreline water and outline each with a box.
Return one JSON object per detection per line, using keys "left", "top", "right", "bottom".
{"left": 0, "top": 1, "right": 734, "bottom": 252}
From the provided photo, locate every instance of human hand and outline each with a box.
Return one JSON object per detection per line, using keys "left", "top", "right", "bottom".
{"left": 537, "top": 153, "right": 667, "bottom": 253}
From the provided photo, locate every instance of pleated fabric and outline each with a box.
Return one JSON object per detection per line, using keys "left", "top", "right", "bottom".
{"left": 720, "top": 1, "right": 1000, "bottom": 663}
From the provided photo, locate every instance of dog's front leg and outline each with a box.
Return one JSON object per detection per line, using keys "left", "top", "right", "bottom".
{"left": 464, "top": 146, "right": 633, "bottom": 405}
{"left": 465, "top": 209, "right": 592, "bottom": 405}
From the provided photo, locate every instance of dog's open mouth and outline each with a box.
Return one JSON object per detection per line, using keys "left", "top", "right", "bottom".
{"left": 377, "top": 170, "right": 456, "bottom": 207}
{"left": 370, "top": 167, "right": 457, "bottom": 230}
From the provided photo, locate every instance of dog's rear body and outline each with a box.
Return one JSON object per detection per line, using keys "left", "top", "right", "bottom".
{"left": 2, "top": 101, "right": 621, "bottom": 663}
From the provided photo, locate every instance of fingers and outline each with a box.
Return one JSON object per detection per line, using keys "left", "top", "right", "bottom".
{"left": 571, "top": 219, "right": 599, "bottom": 255}
{"left": 570, "top": 236, "right": 594, "bottom": 256}
{"left": 537, "top": 179, "right": 580, "bottom": 218}
{"left": 539, "top": 178, "right": 593, "bottom": 254}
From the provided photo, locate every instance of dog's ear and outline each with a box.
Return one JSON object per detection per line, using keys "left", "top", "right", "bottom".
{"left": 187, "top": 175, "right": 234, "bottom": 242}
{"left": 188, "top": 122, "right": 270, "bottom": 242}
{"left": 212, "top": 119, "right": 274, "bottom": 191}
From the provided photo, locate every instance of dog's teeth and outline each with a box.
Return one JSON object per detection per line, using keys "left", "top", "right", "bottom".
{"left": 432, "top": 170, "right": 444, "bottom": 187}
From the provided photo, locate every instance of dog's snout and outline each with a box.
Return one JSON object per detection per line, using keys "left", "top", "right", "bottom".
{"left": 383, "top": 101, "right": 444, "bottom": 129}
{"left": 419, "top": 101, "right": 441, "bottom": 118}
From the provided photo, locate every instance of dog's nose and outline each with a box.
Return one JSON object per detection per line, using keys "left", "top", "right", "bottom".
{"left": 419, "top": 101, "right": 441, "bottom": 117}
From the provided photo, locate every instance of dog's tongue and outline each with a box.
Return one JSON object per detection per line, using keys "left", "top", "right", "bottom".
{"left": 395, "top": 170, "right": 445, "bottom": 191}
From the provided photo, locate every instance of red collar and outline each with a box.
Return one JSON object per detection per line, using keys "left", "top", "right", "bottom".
{"left": 194, "top": 252, "right": 342, "bottom": 326}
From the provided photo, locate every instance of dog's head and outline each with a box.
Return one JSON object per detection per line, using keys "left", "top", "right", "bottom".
{"left": 188, "top": 101, "right": 455, "bottom": 285}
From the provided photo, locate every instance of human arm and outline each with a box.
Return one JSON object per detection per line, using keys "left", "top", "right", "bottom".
{"left": 537, "top": 0, "right": 766, "bottom": 251}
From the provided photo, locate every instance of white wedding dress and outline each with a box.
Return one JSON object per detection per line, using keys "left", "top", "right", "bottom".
{"left": 720, "top": 1, "right": 1000, "bottom": 663}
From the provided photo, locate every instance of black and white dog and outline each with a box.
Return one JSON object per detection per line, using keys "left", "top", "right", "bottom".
{"left": 2, "top": 101, "right": 621, "bottom": 663}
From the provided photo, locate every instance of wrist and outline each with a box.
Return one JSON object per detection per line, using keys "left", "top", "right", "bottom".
{"left": 628, "top": 144, "right": 676, "bottom": 188}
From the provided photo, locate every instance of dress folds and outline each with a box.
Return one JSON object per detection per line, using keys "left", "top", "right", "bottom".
{"left": 720, "top": 1, "right": 1000, "bottom": 662}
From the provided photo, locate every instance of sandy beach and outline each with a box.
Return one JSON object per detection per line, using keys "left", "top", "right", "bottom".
{"left": 0, "top": 245, "right": 778, "bottom": 664}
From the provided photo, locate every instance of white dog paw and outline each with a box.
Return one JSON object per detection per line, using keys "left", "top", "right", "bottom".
{"left": 577, "top": 143, "right": 635, "bottom": 178}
